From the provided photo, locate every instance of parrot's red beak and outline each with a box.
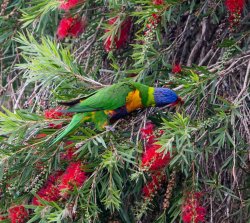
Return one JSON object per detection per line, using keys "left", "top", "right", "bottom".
{"left": 169, "top": 96, "right": 184, "bottom": 107}
{"left": 177, "top": 96, "right": 184, "bottom": 105}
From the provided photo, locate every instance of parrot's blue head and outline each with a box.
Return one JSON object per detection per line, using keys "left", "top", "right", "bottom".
{"left": 154, "top": 88, "right": 182, "bottom": 107}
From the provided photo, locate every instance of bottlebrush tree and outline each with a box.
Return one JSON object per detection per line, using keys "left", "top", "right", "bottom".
{"left": 0, "top": 0, "right": 250, "bottom": 223}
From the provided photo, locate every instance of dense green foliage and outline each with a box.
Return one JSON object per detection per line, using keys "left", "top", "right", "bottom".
{"left": 0, "top": 0, "right": 249, "bottom": 222}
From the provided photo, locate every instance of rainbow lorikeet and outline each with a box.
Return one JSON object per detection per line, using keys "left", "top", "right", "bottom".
{"left": 50, "top": 81, "right": 182, "bottom": 145}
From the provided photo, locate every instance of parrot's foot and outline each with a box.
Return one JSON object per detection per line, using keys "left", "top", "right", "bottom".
{"left": 105, "top": 125, "right": 116, "bottom": 132}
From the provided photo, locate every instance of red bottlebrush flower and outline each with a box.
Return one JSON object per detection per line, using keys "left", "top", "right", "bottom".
{"left": 45, "top": 107, "right": 72, "bottom": 129}
{"left": 60, "top": 141, "right": 77, "bottom": 161}
{"left": 225, "top": 0, "right": 245, "bottom": 13}
{"left": 32, "top": 183, "right": 61, "bottom": 205}
{"left": 104, "top": 17, "right": 132, "bottom": 52}
{"left": 69, "top": 19, "right": 86, "bottom": 37}
{"left": 57, "top": 18, "right": 85, "bottom": 39}
{"left": 0, "top": 215, "right": 7, "bottom": 220}
{"left": 152, "top": 13, "right": 160, "bottom": 20}
{"left": 225, "top": 0, "right": 245, "bottom": 30}
{"left": 145, "top": 13, "right": 161, "bottom": 37}
{"left": 58, "top": 162, "right": 87, "bottom": 196}
{"left": 57, "top": 17, "right": 74, "bottom": 39}
{"left": 48, "top": 123, "right": 63, "bottom": 129}
{"left": 142, "top": 172, "right": 165, "bottom": 198}
{"left": 36, "top": 133, "right": 47, "bottom": 139}
{"left": 44, "top": 107, "right": 64, "bottom": 129}
{"left": 182, "top": 192, "right": 206, "bottom": 223}
{"left": 140, "top": 122, "right": 155, "bottom": 139}
{"left": 140, "top": 122, "right": 171, "bottom": 171}
{"left": 147, "top": 134, "right": 156, "bottom": 145}
{"left": 59, "top": 0, "right": 79, "bottom": 11}
{"left": 142, "top": 144, "right": 171, "bottom": 171}
{"left": 153, "top": 0, "right": 164, "bottom": 5}
{"left": 157, "top": 129, "right": 165, "bottom": 136}
{"left": 47, "top": 170, "right": 64, "bottom": 184}
{"left": 61, "top": 147, "right": 76, "bottom": 160}
{"left": 65, "top": 141, "right": 74, "bottom": 146}
{"left": 44, "top": 107, "right": 64, "bottom": 119}
{"left": 32, "top": 171, "right": 63, "bottom": 206}
{"left": 172, "top": 63, "right": 182, "bottom": 74}
{"left": 8, "top": 205, "right": 29, "bottom": 223}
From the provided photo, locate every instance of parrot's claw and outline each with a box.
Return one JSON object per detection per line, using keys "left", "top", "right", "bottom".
{"left": 105, "top": 125, "right": 115, "bottom": 132}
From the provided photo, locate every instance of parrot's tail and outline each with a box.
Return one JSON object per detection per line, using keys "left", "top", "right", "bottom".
{"left": 49, "top": 113, "right": 88, "bottom": 147}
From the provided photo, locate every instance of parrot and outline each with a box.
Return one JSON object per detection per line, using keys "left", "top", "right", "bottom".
{"left": 50, "top": 81, "right": 182, "bottom": 146}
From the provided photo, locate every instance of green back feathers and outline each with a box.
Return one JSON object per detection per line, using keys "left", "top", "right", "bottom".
{"left": 50, "top": 82, "right": 155, "bottom": 146}
{"left": 65, "top": 82, "right": 153, "bottom": 113}
{"left": 66, "top": 82, "right": 133, "bottom": 113}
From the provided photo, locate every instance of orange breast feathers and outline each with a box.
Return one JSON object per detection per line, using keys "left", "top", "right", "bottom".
{"left": 125, "top": 90, "right": 143, "bottom": 113}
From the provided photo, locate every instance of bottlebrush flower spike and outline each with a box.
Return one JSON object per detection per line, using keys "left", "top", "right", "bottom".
{"left": 141, "top": 144, "right": 171, "bottom": 171}
{"left": 182, "top": 192, "right": 206, "bottom": 223}
{"left": 58, "top": 162, "right": 87, "bottom": 196}
{"left": 140, "top": 122, "right": 155, "bottom": 139}
{"left": 49, "top": 122, "right": 63, "bottom": 129}
{"left": 104, "top": 17, "right": 132, "bottom": 52}
{"left": 60, "top": 141, "right": 77, "bottom": 161}
{"left": 69, "top": 19, "right": 86, "bottom": 37}
{"left": 172, "top": 63, "right": 182, "bottom": 74}
{"left": 225, "top": 0, "right": 245, "bottom": 13}
{"left": 145, "top": 13, "right": 161, "bottom": 37}
{"left": 32, "top": 171, "right": 63, "bottom": 205}
{"left": 153, "top": 0, "right": 164, "bottom": 5}
{"left": 8, "top": 205, "right": 29, "bottom": 223}
{"left": 32, "top": 183, "right": 61, "bottom": 205}
{"left": 57, "top": 17, "right": 74, "bottom": 39}
{"left": 141, "top": 123, "right": 171, "bottom": 171}
{"left": 57, "top": 17, "right": 86, "bottom": 39}
{"left": 47, "top": 170, "right": 64, "bottom": 184}
{"left": 44, "top": 107, "right": 64, "bottom": 119}
{"left": 59, "top": 0, "right": 80, "bottom": 11}
{"left": 0, "top": 215, "right": 7, "bottom": 220}
{"left": 225, "top": 0, "right": 245, "bottom": 30}
{"left": 142, "top": 172, "right": 166, "bottom": 198}
{"left": 45, "top": 106, "right": 73, "bottom": 129}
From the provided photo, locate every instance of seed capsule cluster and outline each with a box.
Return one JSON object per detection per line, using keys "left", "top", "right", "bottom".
{"left": 163, "top": 170, "right": 176, "bottom": 209}
{"left": 0, "top": 0, "right": 9, "bottom": 16}
{"left": 24, "top": 166, "right": 47, "bottom": 193}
